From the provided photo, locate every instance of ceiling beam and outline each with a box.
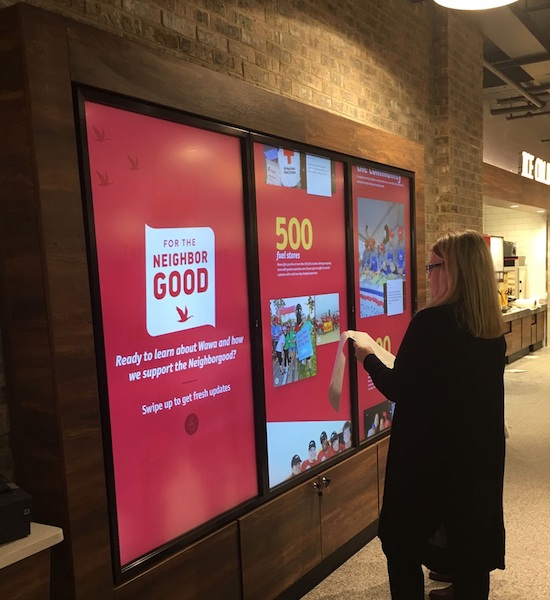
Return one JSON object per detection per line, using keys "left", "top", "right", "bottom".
{"left": 492, "top": 51, "right": 550, "bottom": 70}
{"left": 483, "top": 59, "right": 546, "bottom": 108}
{"left": 510, "top": 3, "right": 550, "bottom": 55}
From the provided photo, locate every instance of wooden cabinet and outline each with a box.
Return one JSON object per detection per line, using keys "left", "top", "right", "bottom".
{"left": 504, "top": 307, "right": 547, "bottom": 362}
{"left": 239, "top": 444, "right": 379, "bottom": 600}
{"left": 521, "top": 315, "right": 532, "bottom": 350}
{"left": 0, "top": 523, "right": 63, "bottom": 600}
{"left": 320, "top": 446, "right": 378, "bottom": 557}
{"left": 115, "top": 524, "right": 242, "bottom": 600}
{"left": 504, "top": 318, "right": 523, "bottom": 357}
{"left": 239, "top": 477, "right": 322, "bottom": 600}
{"left": 521, "top": 309, "right": 546, "bottom": 348}
{"left": 0, "top": 553, "right": 50, "bottom": 600}
{"left": 534, "top": 310, "right": 546, "bottom": 345}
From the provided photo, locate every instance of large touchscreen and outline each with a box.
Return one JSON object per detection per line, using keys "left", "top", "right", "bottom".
{"left": 83, "top": 101, "right": 258, "bottom": 566}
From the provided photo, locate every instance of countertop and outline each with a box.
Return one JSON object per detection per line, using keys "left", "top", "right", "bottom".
{"left": 0, "top": 523, "right": 63, "bottom": 570}
{"left": 502, "top": 303, "right": 547, "bottom": 323}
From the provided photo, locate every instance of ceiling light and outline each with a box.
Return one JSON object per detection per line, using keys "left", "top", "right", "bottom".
{"left": 537, "top": 210, "right": 546, "bottom": 213}
{"left": 434, "top": 0, "right": 519, "bottom": 9}
{"left": 510, "top": 205, "right": 519, "bottom": 208}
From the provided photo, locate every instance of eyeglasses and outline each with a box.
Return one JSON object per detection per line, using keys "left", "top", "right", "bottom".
{"left": 425, "top": 262, "right": 443, "bottom": 275}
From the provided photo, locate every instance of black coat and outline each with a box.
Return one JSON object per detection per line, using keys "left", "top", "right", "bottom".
{"left": 364, "top": 304, "right": 506, "bottom": 571}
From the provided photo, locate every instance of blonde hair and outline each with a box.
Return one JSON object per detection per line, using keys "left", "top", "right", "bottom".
{"left": 431, "top": 230, "right": 505, "bottom": 339}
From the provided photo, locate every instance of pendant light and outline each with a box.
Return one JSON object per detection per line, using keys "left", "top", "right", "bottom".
{"left": 434, "top": 0, "right": 519, "bottom": 9}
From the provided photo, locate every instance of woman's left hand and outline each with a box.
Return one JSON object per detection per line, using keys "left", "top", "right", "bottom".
{"left": 353, "top": 341, "right": 374, "bottom": 363}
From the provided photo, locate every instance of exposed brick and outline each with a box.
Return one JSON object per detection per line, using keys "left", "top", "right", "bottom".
{"left": 179, "top": 36, "right": 214, "bottom": 62}
{"left": 229, "top": 9, "right": 253, "bottom": 29}
{"left": 255, "top": 51, "right": 280, "bottom": 73}
{"left": 213, "top": 15, "right": 241, "bottom": 40}
{"left": 197, "top": 26, "right": 229, "bottom": 51}
{"left": 192, "top": 8, "right": 209, "bottom": 24}
{"left": 243, "top": 61, "right": 271, "bottom": 85}
{"left": 0, "top": 0, "right": 488, "bottom": 473}
{"left": 265, "top": 40, "right": 291, "bottom": 64}
{"left": 122, "top": 0, "right": 160, "bottom": 22}
{"left": 161, "top": 10, "right": 196, "bottom": 37}
{"left": 150, "top": 0, "right": 174, "bottom": 10}
{"left": 242, "top": 28, "right": 266, "bottom": 51}
{"left": 196, "top": 0, "right": 226, "bottom": 17}
{"left": 228, "top": 39, "right": 256, "bottom": 62}
{"left": 142, "top": 22, "right": 179, "bottom": 48}
{"left": 213, "top": 49, "right": 243, "bottom": 75}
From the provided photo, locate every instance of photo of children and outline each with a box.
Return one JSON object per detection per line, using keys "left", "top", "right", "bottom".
{"left": 358, "top": 199, "right": 406, "bottom": 318}
{"left": 363, "top": 400, "right": 393, "bottom": 440}
{"left": 267, "top": 420, "right": 352, "bottom": 486}
{"left": 270, "top": 295, "right": 317, "bottom": 387}
{"left": 314, "top": 293, "right": 341, "bottom": 346}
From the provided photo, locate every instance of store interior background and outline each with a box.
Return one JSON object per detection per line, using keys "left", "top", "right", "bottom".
{"left": 1, "top": 2, "right": 550, "bottom": 599}
{"left": 479, "top": 0, "right": 550, "bottom": 305}
{"left": 483, "top": 84, "right": 550, "bottom": 307}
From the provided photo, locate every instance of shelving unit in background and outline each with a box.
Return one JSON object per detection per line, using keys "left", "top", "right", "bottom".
{"left": 504, "top": 256, "right": 527, "bottom": 300}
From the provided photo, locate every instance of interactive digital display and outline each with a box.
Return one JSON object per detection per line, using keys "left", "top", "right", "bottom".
{"left": 352, "top": 165, "right": 413, "bottom": 440}
{"left": 255, "top": 143, "right": 351, "bottom": 487}
{"left": 83, "top": 101, "right": 258, "bottom": 566}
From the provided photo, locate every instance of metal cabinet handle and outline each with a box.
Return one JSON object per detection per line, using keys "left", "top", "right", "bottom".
{"left": 313, "top": 481, "right": 323, "bottom": 497}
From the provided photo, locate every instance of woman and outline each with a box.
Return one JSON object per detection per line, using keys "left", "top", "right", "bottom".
{"left": 354, "top": 231, "right": 506, "bottom": 600}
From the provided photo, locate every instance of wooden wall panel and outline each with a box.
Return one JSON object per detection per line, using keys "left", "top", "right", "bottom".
{"left": 115, "top": 524, "right": 241, "bottom": 600}
{"left": 1, "top": 4, "right": 426, "bottom": 598}
{"left": 320, "top": 445, "right": 379, "bottom": 558}
{"left": 0, "top": 4, "right": 113, "bottom": 598}
{"left": 483, "top": 162, "right": 550, "bottom": 211}
{"left": 240, "top": 481, "right": 322, "bottom": 600}
{"left": 0, "top": 6, "right": 74, "bottom": 598}
{"left": 0, "top": 551, "right": 51, "bottom": 600}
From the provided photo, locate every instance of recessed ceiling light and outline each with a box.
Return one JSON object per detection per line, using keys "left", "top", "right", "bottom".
{"left": 510, "top": 205, "right": 519, "bottom": 208}
{"left": 537, "top": 210, "right": 546, "bottom": 213}
{"left": 434, "top": 0, "right": 518, "bottom": 9}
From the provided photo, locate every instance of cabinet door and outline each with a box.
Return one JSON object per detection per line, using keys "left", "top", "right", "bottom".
{"left": 0, "top": 552, "right": 51, "bottom": 600}
{"left": 240, "top": 481, "right": 322, "bottom": 600}
{"left": 521, "top": 316, "right": 532, "bottom": 349}
{"left": 505, "top": 319, "right": 521, "bottom": 356}
{"left": 536, "top": 311, "right": 546, "bottom": 343}
{"left": 320, "top": 445, "right": 378, "bottom": 557}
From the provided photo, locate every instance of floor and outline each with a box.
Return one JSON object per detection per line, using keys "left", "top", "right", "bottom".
{"left": 301, "top": 345, "right": 550, "bottom": 600}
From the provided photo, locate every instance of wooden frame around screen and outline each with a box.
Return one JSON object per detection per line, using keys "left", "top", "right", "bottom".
{"left": 0, "top": 3, "right": 426, "bottom": 597}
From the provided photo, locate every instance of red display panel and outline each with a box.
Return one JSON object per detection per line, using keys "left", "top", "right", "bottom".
{"left": 254, "top": 143, "right": 351, "bottom": 487}
{"left": 352, "top": 165, "right": 413, "bottom": 440}
{"left": 83, "top": 101, "right": 257, "bottom": 566}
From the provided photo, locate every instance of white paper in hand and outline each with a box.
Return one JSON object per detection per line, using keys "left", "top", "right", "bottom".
{"left": 328, "top": 329, "right": 395, "bottom": 412}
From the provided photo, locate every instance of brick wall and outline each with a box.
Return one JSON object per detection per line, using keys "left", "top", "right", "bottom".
{"left": 429, "top": 9, "right": 484, "bottom": 250}
{"left": 0, "top": 0, "right": 484, "bottom": 478}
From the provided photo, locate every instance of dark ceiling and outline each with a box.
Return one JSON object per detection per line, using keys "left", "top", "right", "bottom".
{"left": 471, "top": 0, "right": 550, "bottom": 120}
{"left": 411, "top": 1, "right": 550, "bottom": 170}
